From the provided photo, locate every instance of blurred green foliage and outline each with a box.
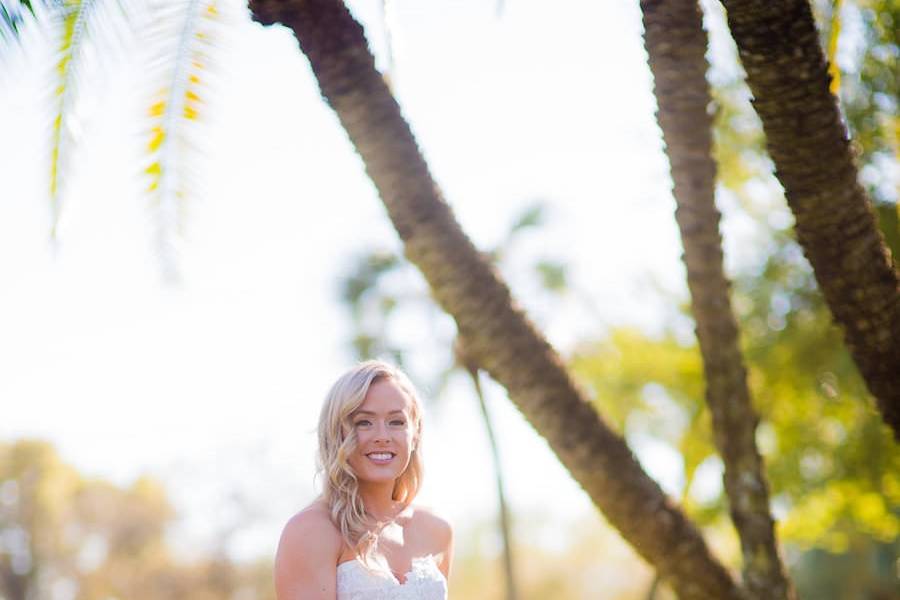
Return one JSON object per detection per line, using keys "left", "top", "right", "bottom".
{"left": 569, "top": 241, "right": 900, "bottom": 549}
{"left": 829, "top": 0, "right": 898, "bottom": 205}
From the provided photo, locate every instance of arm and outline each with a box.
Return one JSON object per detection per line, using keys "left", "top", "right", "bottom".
{"left": 274, "top": 510, "right": 342, "bottom": 600}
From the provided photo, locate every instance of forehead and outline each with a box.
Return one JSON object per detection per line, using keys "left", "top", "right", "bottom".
{"left": 356, "top": 378, "right": 413, "bottom": 414}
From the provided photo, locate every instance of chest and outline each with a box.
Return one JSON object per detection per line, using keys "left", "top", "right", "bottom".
{"left": 339, "top": 522, "right": 419, "bottom": 580}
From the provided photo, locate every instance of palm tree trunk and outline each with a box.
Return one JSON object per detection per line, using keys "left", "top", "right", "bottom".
{"left": 721, "top": 0, "right": 900, "bottom": 438}
{"left": 248, "top": 1, "right": 743, "bottom": 597}
{"left": 640, "top": 2, "right": 793, "bottom": 599}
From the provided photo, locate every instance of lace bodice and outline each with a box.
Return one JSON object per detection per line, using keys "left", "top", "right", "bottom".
{"left": 336, "top": 554, "right": 447, "bottom": 600}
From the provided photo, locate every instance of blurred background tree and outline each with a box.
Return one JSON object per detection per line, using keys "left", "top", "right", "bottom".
{"left": 0, "top": 440, "right": 275, "bottom": 600}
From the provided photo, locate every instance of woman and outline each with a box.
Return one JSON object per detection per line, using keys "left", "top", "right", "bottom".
{"left": 275, "top": 360, "right": 452, "bottom": 599}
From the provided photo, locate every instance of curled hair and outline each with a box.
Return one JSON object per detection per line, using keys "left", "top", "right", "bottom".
{"left": 317, "top": 360, "right": 424, "bottom": 562}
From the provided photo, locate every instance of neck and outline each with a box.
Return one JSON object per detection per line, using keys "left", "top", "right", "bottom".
{"left": 358, "top": 480, "right": 400, "bottom": 521}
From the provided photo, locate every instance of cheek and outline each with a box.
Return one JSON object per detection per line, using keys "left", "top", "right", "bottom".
{"left": 401, "top": 430, "right": 416, "bottom": 453}
{"left": 347, "top": 432, "right": 367, "bottom": 461}
{"left": 398, "top": 425, "right": 411, "bottom": 441}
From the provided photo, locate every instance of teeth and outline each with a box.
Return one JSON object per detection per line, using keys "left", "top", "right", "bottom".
{"left": 368, "top": 453, "right": 393, "bottom": 460}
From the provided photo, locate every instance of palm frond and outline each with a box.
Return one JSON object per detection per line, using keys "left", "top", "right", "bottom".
{"left": 1, "top": 0, "right": 35, "bottom": 42}
{"left": 16, "top": 0, "right": 136, "bottom": 240}
{"left": 509, "top": 201, "right": 546, "bottom": 234}
{"left": 48, "top": 0, "right": 94, "bottom": 239}
{"left": 534, "top": 259, "right": 567, "bottom": 293}
{"left": 141, "top": 0, "right": 227, "bottom": 281}
{"left": 827, "top": 0, "right": 843, "bottom": 95}
{"left": 493, "top": 200, "right": 549, "bottom": 262}
{"left": 340, "top": 250, "right": 402, "bottom": 309}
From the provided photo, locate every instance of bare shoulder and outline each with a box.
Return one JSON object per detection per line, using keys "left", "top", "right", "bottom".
{"left": 279, "top": 501, "right": 342, "bottom": 552}
{"left": 409, "top": 505, "right": 453, "bottom": 579}
{"left": 410, "top": 505, "right": 452, "bottom": 539}
{"left": 274, "top": 502, "right": 342, "bottom": 600}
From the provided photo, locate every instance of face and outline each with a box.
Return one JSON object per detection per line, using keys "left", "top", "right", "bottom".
{"left": 347, "top": 377, "right": 417, "bottom": 488}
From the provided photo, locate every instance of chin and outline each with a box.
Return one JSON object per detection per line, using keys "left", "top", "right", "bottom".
{"left": 363, "top": 473, "right": 401, "bottom": 485}
{"left": 352, "top": 458, "right": 410, "bottom": 485}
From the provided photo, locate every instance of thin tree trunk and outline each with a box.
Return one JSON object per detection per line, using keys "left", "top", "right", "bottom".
{"left": 646, "top": 574, "right": 661, "bottom": 600}
{"left": 721, "top": 0, "right": 900, "bottom": 438}
{"left": 640, "top": 2, "right": 793, "bottom": 599}
{"left": 248, "top": 1, "right": 744, "bottom": 597}
{"left": 0, "top": 568, "right": 27, "bottom": 600}
{"left": 464, "top": 362, "right": 518, "bottom": 600}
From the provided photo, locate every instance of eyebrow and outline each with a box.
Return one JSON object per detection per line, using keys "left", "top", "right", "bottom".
{"left": 353, "top": 410, "right": 405, "bottom": 416}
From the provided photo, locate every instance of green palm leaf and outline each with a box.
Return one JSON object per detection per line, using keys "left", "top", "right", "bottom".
{"left": 1, "top": 0, "right": 35, "bottom": 41}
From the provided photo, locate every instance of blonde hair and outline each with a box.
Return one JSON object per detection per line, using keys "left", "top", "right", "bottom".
{"left": 317, "top": 360, "right": 424, "bottom": 561}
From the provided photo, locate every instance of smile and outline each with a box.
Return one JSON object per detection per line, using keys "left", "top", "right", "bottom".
{"left": 366, "top": 452, "right": 396, "bottom": 464}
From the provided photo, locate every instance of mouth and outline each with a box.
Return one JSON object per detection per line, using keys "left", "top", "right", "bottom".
{"left": 365, "top": 452, "right": 396, "bottom": 465}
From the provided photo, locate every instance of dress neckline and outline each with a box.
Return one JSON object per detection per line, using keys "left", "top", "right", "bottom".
{"left": 337, "top": 554, "right": 440, "bottom": 586}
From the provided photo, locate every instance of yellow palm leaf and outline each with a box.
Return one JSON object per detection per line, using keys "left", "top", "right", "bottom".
{"left": 827, "top": 0, "right": 843, "bottom": 96}
{"left": 141, "top": 0, "right": 227, "bottom": 280}
{"left": 48, "top": 0, "right": 87, "bottom": 236}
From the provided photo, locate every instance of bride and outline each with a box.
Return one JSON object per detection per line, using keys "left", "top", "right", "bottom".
{"left": 275, "top": 361, "right": 452, "bottom": 599}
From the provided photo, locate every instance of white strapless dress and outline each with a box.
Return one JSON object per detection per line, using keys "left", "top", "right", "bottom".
{"left": 336, "top": 554, "right": 447, "bottom": 600}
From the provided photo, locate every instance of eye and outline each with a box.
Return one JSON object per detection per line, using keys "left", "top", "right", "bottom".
{"left": 354, "top": 419, "right": 372, "bottom": 427}
{"left": 390, "top": 419, "right": 406, "bottom": 427}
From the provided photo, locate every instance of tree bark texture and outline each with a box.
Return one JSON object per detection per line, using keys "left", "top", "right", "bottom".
{"left": 248, "top": 1, "right": 744, "bottom": 597}
{"left": 641, "top": 2, "right": 794, "bottom": 599}
{"left": 721, "top": 0, "right": 900, "bottom": 438}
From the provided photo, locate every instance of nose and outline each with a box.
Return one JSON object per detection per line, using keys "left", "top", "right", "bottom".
{"left": 373, "top": 421, "right": 390, "bottom": 443}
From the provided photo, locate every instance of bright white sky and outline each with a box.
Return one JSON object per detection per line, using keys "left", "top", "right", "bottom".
{"left": 0, "top": 0, "right": 742, "bottom": 562}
